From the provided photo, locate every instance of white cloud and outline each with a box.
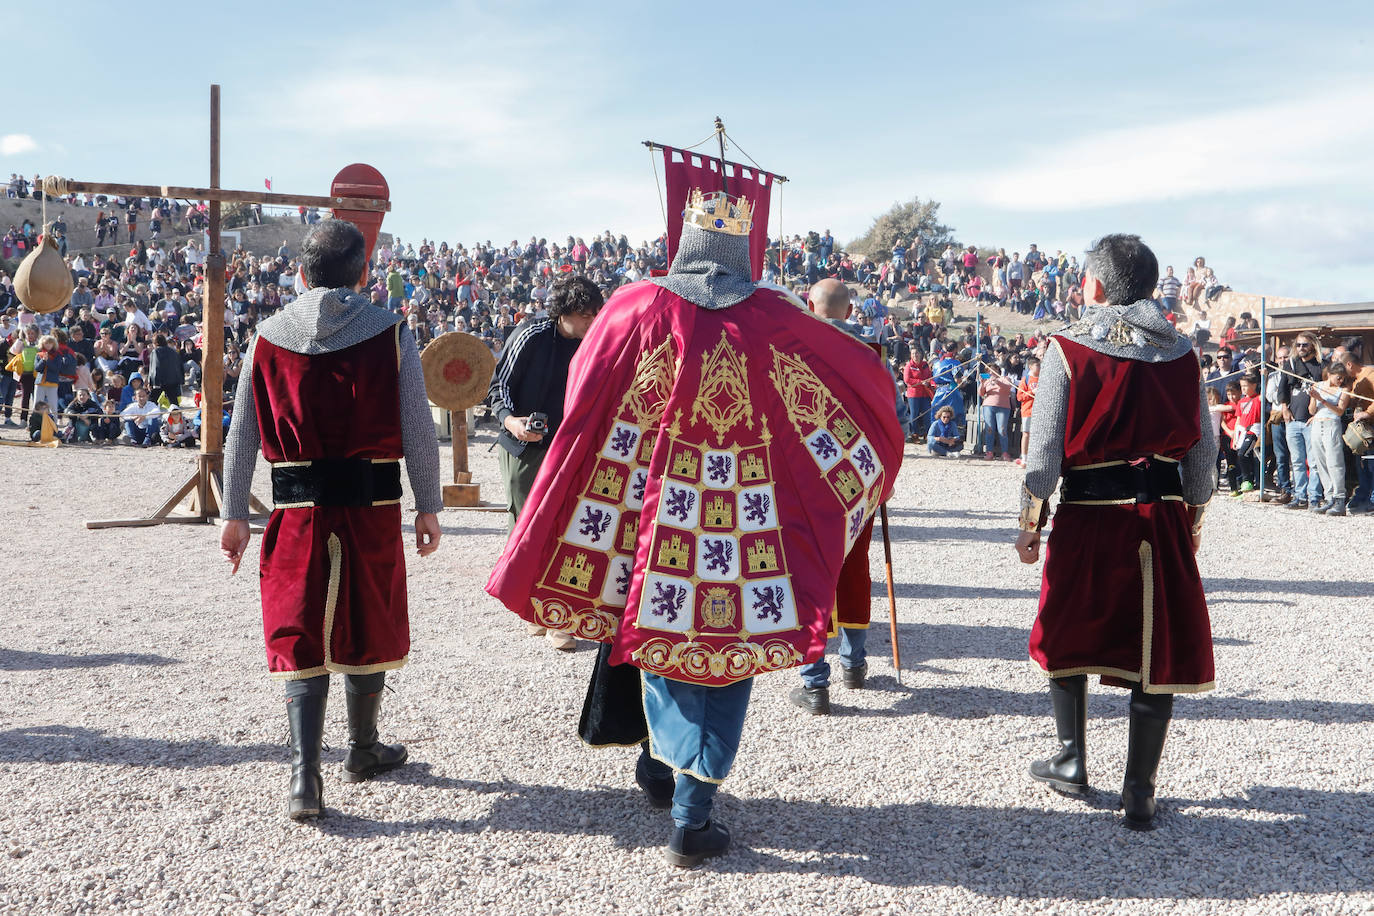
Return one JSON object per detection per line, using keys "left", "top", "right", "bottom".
{"left": 0, "top": 134, "right": 38, "bottom": 156}
{"left": 942, "top": 87, "right": 1374, "bottom": 212}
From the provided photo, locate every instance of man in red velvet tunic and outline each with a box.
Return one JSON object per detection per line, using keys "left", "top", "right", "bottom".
{"left": 487, "top": 191, "right": 903, "bottom": 866}
{"left": 221, "top": 220, "right": 442, "bottom": 821}
{"left": 1014, "top": 233, "right": 1216, "bottom": 831}
{"left": 790, "top": 278, "right": 888, "bottom": 716}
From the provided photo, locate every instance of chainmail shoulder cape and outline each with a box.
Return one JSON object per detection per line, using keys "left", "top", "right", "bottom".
{"left": 221, "top": 286, "right": 441, "bottom": 519}
{"left": 650, "top": 223, "right": 757, "bottom": 309}
{"left": 1022, "top": 299, "right": 1217, "bottom": 510}
{"left": 256, "top": 286, "right": 400, "bottom": 354}
{"left": 1059, "top": 300, "right": 1194, "bottom": 363}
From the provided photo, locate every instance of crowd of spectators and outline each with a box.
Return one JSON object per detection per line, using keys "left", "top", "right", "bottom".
{"left": 3, "top": 196, "right": 1366, "bottom": 518}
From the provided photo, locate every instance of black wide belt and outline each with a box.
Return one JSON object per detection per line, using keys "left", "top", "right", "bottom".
{"left": 271, "top": 459, "right": 402, "bottom": 508}
{"left": 1060, "top": 459, "right": 1183, "bottom": 505}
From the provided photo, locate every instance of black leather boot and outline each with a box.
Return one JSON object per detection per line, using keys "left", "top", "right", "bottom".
{"left": 1029, "top": 675, "right": 1088, "bottom": 795}
{"left": 665, "top": 820, "right": 731, "bottom": 868}
{"left": 342, "top": 687, "right": 408, "bottom": 783}
{"left": 788, "top": 685, "right": 830, "bottom": 716}
{"left": 286, "top": 692, "right": 327, "bottom": 820}
{"left": 1121, "top": 687, "right": 1173, "bottom": 831}
{"left": 841, "top": 662, "right": 868, "bottom": 689}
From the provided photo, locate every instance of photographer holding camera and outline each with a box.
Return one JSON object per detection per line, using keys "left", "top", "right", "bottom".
{"left": 487, "top": 275, "right": 604, "bottom": 650}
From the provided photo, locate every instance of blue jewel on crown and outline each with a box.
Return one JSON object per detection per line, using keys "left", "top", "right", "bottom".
{"left": 713, "top": 219, "right": 725, "bottom": 228}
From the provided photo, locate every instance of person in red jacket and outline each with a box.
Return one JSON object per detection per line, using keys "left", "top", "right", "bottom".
{"left": 903, "top": 353, "right": 933, "bottom": 443}
{"left": 1229, "top": 374, "right": 1262, "bottom": 493}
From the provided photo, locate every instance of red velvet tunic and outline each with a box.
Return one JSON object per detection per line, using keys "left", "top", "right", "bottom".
{"left": 1030, "top": 337, "right": 1214, "bottom": 693}
{"left": 252, "top": 326, "right": 409, "bottom": 678}
{"left": 834, "top": 517, "right": 874, "bottom": 630}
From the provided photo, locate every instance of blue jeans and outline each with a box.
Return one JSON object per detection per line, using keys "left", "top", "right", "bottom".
{"left": 1354, "top": 457, "right": 1374, "bottom": 507}
{"left": 642, "top": 674, "right": 753, "bottom": 829}
{"left": 906, "top": 396, "right": 931, "bottom": 437}
{"left": 982, "top": 405, "right": 1011, "bottom": 455}
{"left": 800, "top": 626, "right": 869, "bottom": 689}
{"left": 929, "top": 441, "right": 963, "bottom": 457}
{"left": 1269, "top": 421, "right": 1292, "bottom": 493}
{"left": 124, "top": 419, "right": 160, "bottom": 445}
{"left": 1285, "top": 421, "right": 1321, "bottom": 503}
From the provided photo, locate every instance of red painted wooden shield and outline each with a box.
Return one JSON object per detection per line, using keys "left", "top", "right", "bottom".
{"left": 330, "top": 164, "right": 390, "bottom": 287}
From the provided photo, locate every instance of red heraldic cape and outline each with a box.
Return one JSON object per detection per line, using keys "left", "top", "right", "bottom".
{"left": 254, "top": 325, "right": 410, "bottom": 678}
{"left": 487, "top": 281, "right": 903, "bottom": 686}
{"left": 1031, "top": 337, "right": 1214, "bottom": 693}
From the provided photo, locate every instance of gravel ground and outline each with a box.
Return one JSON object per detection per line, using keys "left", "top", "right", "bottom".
{"left": 1, "top": 422, "right": 1371, "bottom": 915}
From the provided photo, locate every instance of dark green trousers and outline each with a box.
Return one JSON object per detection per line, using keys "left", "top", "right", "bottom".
{"left": 500, "top": 445, "right": 547, "bottom": 529}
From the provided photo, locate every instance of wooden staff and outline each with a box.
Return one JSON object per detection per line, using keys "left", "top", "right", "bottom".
{"left": 879, "top": 502, "right": 902, "bottom": 685}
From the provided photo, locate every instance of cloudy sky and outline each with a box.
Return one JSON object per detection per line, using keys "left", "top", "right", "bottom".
{"left": 5, "top": 0, "right": 1370, "bottom": 301}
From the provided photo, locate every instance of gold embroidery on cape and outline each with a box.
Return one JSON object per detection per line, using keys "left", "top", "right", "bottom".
{"left": 555, "top": 553, "right": 595, "bottom": 593}
{"left": 617, "top": 335, "right": 678, "bottom": 426}
{"left": 632, "top": 636, "right": 801, "bottom": 682}
{"left": 691, "top": 330, "right": 754, "bottom": 446}
{"left": 769, "top": 345, "right": 839, "bottom": 438}
{"left": 531, "top": 597, "right": 618, "bottom": 642}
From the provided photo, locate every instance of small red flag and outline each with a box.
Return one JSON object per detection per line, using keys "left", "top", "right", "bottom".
{"left": 264, "top": 178, "right": 273, "bottom": 190}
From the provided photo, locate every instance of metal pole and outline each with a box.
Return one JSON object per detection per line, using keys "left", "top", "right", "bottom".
{"left": 973, "top": 310, "right": 982, "bottom": 455}
{"left": 1259, "top": 296, "right": 1267, "bottom": 502}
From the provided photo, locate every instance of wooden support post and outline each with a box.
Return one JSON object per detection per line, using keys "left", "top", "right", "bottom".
{"left": 442, "top": 409, "right": 482, "bottom": 507}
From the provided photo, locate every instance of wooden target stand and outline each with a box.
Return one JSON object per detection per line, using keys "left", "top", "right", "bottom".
{"left": 71, "top": 84, "right": 391, "bottom": 529}
{"left": 420, "top": 332, "right": 504, "bottom": 511}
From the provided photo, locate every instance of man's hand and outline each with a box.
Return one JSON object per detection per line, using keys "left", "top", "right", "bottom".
{"left": 503, "top": 415, "right": 544, "bottom": 444}
{"left": 1356, "top": 410, "right": 1370, "bottom": 423}
{"left": 1191, "top": 531, "right": 1203, "bottom": 554}
{"left": 1015, "top": 529, "right": 1041, "bottom": 564}
{"left": 414, "top": 512, "right": 441, "bottom": 557}
{"left": 1282, "top": 405, "right": 1293, "bottom": 423}
{"left": 221, "top": 519, "right": 251, "bottom": 575}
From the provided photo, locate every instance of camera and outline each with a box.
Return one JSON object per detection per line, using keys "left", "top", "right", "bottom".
{"left": 526, "top": 412, "right": 549, "bottom": 435}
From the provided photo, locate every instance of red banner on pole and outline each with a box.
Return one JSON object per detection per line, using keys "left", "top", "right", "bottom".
{"left": 661, "top": 146, "right": 773, "bottom": 281}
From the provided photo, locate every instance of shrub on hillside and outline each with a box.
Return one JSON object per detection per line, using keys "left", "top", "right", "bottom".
{"left": 847, "top": 197, "right": 957, "bottom": 260}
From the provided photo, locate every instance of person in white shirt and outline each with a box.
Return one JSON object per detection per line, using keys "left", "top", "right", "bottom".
{"left": 120, "top": 386, "right": 162, "bottom": 446}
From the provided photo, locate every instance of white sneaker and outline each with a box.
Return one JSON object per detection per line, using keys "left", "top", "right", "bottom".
{"left": 524, "top": 622, "right": 548, "bottom": 637}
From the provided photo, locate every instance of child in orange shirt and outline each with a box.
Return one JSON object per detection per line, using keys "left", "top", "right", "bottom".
{"left": 1014, "top": 357, "right": 1039, "bottom": 467}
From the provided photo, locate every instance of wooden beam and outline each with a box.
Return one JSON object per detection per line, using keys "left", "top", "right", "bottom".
{"left": 56, "top": 179, "right": 389, "bottom": 212}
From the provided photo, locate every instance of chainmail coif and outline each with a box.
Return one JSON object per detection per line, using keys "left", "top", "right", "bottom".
{"left": 650, "top": 223, "right": 757, "bottom": 310}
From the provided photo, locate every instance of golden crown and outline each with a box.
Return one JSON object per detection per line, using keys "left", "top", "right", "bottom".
{"left": 683, "top": 188, "right": 753, "bottom": 236}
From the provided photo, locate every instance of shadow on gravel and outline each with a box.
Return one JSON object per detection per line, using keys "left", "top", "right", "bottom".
{"left": 883, "top": 507, "right": 1014, "bottom": 521}
{"left": 0, "top": 649, "right": 180, "bottom": 671}
{"left": 892, "top": 582, "right": 1040, "bottom": 601}
{"left": 836, "top": 684, "right": 1374, "bottom": 725}
{"left": 327, "top": 770, "right": 1373, "bottom": 897}
{"left": 0, "top": 725, "right": 280, "bottom": 766}
{"left": 1204, "top": 577, "right": 1374, "bottom": 598}
{"left": 402, "top": 521, "right": 506, "bottom": 538}
{"left": 704, "top": 785, "right": 1374, "bottom": 897}
{"left": 886, "top": 523, "right": 1014, "bottom": 544}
